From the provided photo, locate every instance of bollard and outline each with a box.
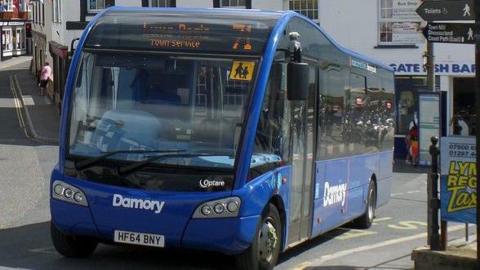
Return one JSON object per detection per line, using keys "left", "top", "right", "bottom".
{"left": 428, "top": 136, "right": 441, "bottom": 250}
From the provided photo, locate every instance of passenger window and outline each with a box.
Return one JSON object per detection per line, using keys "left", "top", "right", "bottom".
{"left": 317, "top": 65, "right": 348, "bottom": 160}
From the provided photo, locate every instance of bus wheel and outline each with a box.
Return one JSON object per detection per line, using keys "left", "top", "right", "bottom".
{"left": 50, "top": 222, "right": 97, "bottom": 258}
{"left": 353, "top": 181, "right": 376, "bottom": 229}
{"left": 235, "top": 204, "right": 281, "bottom": 270}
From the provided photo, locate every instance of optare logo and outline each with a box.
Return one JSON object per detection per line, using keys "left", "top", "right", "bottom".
{"left": 112, "top": 194, "right": 165, "bottom": 214}
{"left": 199, "top": 179, "right": 225, "bottom": 189}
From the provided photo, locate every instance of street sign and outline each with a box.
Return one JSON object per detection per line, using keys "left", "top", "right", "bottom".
{"left": 422, "top": 23, "right": 475, "bottom": 44}
{"left": 416, "top": 0, "right": 475, "bottom": 21}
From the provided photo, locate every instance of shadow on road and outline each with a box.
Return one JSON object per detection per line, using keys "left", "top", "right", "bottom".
{"left": 0, "top": 222, "right": 235, "bottom": 270}
{"left": 393, "top": 160, "right": 429, "bottom": 174}
{"left": 278, "top": 228, "right": 350, "bottom": 264}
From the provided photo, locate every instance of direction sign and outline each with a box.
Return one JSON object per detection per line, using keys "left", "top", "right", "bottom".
{"left": 416, "top": 0, "right": 475, "bottom": 21}
{"left": 423, "top": 23, "right": 475, "bottom": 44}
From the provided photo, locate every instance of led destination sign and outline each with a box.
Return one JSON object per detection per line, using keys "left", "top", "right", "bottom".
{"left": 85, "top": 14, "right": 274, "bottom": 55}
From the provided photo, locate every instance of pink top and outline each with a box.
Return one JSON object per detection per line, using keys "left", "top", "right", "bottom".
{"left": 40, "top": 65, "right": 52, "bottom": 81}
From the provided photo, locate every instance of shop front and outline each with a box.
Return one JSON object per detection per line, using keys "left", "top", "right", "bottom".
{"left": 0, "top": 21, "right": 27, "bottom": 60}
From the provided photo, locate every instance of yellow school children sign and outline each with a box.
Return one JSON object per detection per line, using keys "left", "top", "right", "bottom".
{"left": 229, "top": 61, "right": 255, "bottom": 81}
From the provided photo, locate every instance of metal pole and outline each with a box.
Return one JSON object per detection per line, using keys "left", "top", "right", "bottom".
{"left": 475, "top": 0, "right": 480, "bottom": 261}
{"left": 429, "top": 136, "right": 441, "bottom": 250}
{"left": 426, "top": 41, "right": 434, "bottom": 91}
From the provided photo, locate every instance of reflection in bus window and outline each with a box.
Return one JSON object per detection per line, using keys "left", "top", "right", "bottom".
{"left": 69, "top": 52, "right": 256, "bottom": 169}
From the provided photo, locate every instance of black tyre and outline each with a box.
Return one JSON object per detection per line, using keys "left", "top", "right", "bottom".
{"left": 51, "top": 222, "right": 98, "bottom": 258}
{"left": 353, "top": 180, "right": 376, "bottom": 229}
{"left": 235, "top": 204, "right": 282, "bottom": 270}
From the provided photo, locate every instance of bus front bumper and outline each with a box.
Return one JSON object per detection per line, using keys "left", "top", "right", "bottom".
{"left": 50, "top": 171, "right": 259, "bottom": 255}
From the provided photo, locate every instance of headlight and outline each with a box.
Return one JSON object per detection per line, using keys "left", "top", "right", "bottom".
{"left": 193, "top": 197, "right": 241, "bottom": 219}
{"left": 52, "top": 180, "right": 88, "bottom": 207}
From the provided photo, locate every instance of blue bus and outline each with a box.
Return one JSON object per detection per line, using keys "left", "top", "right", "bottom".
{"left": 50, "top": 7, "right": 395, "bottom": 270}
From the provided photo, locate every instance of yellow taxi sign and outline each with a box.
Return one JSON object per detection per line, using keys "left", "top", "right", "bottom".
{"left": 229, "top": 61, "right": 255, "bottom": 81}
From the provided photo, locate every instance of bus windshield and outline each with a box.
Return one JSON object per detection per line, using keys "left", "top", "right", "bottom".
{"left": 68, "top": 51, "right": 257, "bottom": 170}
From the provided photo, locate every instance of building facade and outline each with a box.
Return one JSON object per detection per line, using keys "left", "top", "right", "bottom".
{"left": 0, "top": 0, "right": 30, "bottom": 60}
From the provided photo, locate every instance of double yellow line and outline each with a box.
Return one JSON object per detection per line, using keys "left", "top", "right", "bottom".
{"left": 9, "top": 75, "right": 31, "bottom": 139}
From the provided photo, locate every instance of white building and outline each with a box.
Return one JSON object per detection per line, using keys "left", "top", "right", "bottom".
{"left": 30, "top": 0, "right": 474, "bottom": 159}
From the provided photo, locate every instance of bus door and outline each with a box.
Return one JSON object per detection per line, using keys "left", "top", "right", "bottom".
{"left": 287, "top": 65, "right": 317, "bottom": 246}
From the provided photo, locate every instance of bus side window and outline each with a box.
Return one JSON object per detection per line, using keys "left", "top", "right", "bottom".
{"left": 317, "top": 65, "right": 348, "bottom": 160}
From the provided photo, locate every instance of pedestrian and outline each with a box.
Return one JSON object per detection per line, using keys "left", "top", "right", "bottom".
{"left": 39, "top": 62, "right": 52, "bottom": 96}
{"left": 408, "top": 122, "right": 419, "bottom": 166}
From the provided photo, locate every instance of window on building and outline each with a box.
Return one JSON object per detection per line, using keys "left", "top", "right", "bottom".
{"left": 289, "top": 0, "right": 318, "bottom": 21}
{"left": 2, "top": 29, "right": 13, "bottom": 51}
{"left": 15, "top": 28, "right": 25, "bottom": 50}
{"left": 88, "top": 0, "right": 115, "bottom": 12}
{"left": 42, "top": 3, "right": 45, "bottom": 26}
{"left": 19, "top": 0, "right": 29, "bottom": 12}
{"left": 377, "top": 0, "right": 423, "bottom": 46}
{"left": 53, "top": 0, "right": 61, "bottom": 22}
{"left": 219, "top": 0, "right": 246, "bottom": 8}
{"left": 3, "top": 0, "right": 13, "bottom": 11}
{"left": 149, "top": 0, "right": 175, "bottom": 7}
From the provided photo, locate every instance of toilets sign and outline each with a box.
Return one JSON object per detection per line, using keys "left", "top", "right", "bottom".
{"left": 416, "top": 0, "right": 475, "bottom": 21}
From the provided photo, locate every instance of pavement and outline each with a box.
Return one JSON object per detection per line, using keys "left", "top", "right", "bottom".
{"left": 7, "top": 56, "right": 59, "bottom": 143}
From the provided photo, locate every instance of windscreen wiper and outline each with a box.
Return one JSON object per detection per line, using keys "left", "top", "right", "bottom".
{"left": 74, "top": 149, "right": 186, "bottom": 171}
{"left": 117, "top": 151, "right": 233, "bottom": 176}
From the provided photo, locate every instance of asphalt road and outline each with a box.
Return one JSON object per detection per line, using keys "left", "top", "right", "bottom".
{"left": 0, "top": 62, "right": 473, "bottom": 270}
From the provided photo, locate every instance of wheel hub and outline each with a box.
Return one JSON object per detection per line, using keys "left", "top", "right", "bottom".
{"left": 257, "top": 220, "right": 278, "bottom": 263}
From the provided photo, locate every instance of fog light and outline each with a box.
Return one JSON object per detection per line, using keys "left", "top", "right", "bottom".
{"left": 64, "top": 188, "right": 73, "bottom": 198}
{"left": 53, "top": 184, "right": 63, "bottom": 195}
{"left": 201, "top": 205, "right": 212, "bottom": 216}
{"left": 227, "top": 200, "right": 239, "bottom": 212}
{"left": 214, "top": 203, "right": 225, "bottom": 214}
{"left": 73, "top": 192, "right": 84, "bottom": 203}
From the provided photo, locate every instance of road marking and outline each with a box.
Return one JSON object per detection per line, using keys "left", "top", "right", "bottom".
{"left": 388, "top": 221, "right": 427, "bottom": 230}
{"left": 300, "top": 224, "right": 465, "bottom": 267}
{"left": 391, "top": 193, "right": 403, "bottom": 197}
{"left": 291, "top": 262, "right": 312, "bottom": 270}
{"left": 9, "top": 76, "right": 30, "bottom": 139}
{"left": 29, "top": 246, "right": 57, "bottom": 255}
{"left": 21, "top": 95, "right": 35, "bottom": 106}
{"left": 374, "top": 217, "right": 392, "bottom": 223}
{"left": 334, "top": 228, "right": 377, "bottom": 240}
{"left": 406, "top": 190, "right": 421, "bottom": 194}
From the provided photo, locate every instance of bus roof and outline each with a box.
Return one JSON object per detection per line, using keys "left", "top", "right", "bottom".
{"left": 84, "top": 7, "right": 392, "bottom": 71}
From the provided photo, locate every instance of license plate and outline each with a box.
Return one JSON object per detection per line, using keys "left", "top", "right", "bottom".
{"left": 114, "top": 230, "right": 165, "bottom": 248}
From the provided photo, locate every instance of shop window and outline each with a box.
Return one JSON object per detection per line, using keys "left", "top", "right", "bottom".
{"left": 149, "top": 0, "right": 175, "bottom": 7}
{"left": 15, "top": 29, "right": 25, "bottom": 50}
{"left": 53, "top": 0, "right": 61, "bottom": 23}
{"left": 377, "top": 0, "right": 423, "bottom": 46}
{"left": 289, "top": 0, "right": 318, "bottom": 21}
{"left": 88, "top": 0, "right": 115, "bottom": 13}
{"left": 453, "top": 78, "right": 475, "bottom": 136}
{"left": 395, "top": 76, "right": 426, "bottom": 135}
{"left": 2, "top": 29, "right": 13, "bottom": 51}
